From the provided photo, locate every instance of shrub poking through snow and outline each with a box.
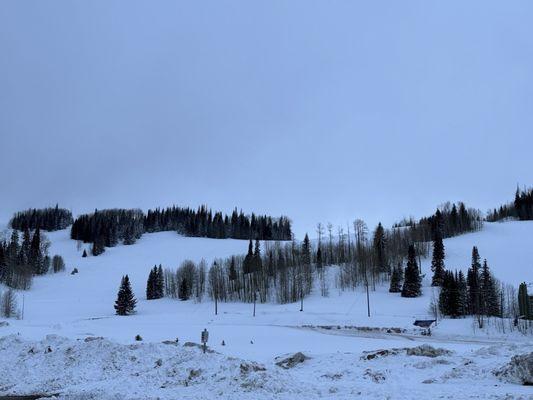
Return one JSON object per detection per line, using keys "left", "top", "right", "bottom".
{"left": 135, "top": 335, "right": 143, "bottom": 341}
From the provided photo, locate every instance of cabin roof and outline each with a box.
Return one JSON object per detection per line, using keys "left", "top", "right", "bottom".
{"left": 413, "top": 319, "right": 436, "bottom": 328}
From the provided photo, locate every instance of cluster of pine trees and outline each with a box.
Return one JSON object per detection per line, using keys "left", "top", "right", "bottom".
{"left": 437, "top": 247, "right": 500, "bottom": 325}
{"left": 146, "top": 265, "right": 164, "bottom": 300}
{"left": 394, "top": 202, "right": 483, "bottom": 242}
{"left": 145, "top": 206, "right": 292, "bottom": 240}
{"left": 388, "top": 244, "right": 423, "bottom": 297}
{"left": 10, "top": 205, "right": 73, "bottom": 231}
{"left": 487, "top": 187, "right": 533, "bottom": 222}
{"left": 71, "top": 206, "right": 292, "bottom": 256}
{"left": 0, "top": 228, "right": 62, "bottom": 289}
{"left": 70, "top": 209, "right": 145, "bottom": 255}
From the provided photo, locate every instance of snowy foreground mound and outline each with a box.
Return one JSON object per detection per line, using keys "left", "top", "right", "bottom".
{"left": 0, "top": 335, "right": 531, "bottom": 400}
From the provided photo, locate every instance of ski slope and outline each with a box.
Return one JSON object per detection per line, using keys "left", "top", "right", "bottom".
{"left": 0, "top": 221, "right": 532, "bottom": 398}
{"left": 421, "top": 221, "right": 533, "bottom": 287}
{"left": 0, "top": 220, "right": 532, "bottom": 347}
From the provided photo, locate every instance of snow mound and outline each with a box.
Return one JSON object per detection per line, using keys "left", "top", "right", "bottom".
{"left": 0, "top": 335, "right": 310, "bottom": 400}
{"left": 495, "top": 352, "right": 533, "bottom": 386}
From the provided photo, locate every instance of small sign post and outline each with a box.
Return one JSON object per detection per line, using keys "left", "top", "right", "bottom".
{"left": 201, "top": 328, "right": 209, "bottom": 353}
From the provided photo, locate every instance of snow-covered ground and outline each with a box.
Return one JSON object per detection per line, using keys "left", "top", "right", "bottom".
{"left": 1, "top": 221, "right": 532, "bottom": 399}
{"left": 0, "top": 334, "right": 530, "bottom": 399}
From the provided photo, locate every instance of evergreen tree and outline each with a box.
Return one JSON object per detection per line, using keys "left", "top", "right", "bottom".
{"left": 439, "top": 270, "right": 460, "bottom": 317}
{"left": 146, "top": 267, "right": 156, "bottom": 300}
{"left": 389, "top": 262, "right": 402, "bottom": 293}
{"left": 467, "top": 246, "right": 481, "bottom": 315}
{"left": 301, "top": 234, "right": 311, "bottom": 267}
{"left": 82, "top": 249, "right": 87, "bottom": 258}
{"left": 430, "top": 218, "right": 445, "bottom": 287}
{"left": 253, "top": 239, "right": 262, "bottom": 272}
{"left": 401, "top": 245, "right": 422, "bottom": 297}
{"left": 372, "top": 222, "right": 388, "bottom": 273}
{"left": 316, "top": 247, "right": 323, "bottom": 269}
{"left": 114, "top": 275, "right": 136, "bottom": 315}
{"left": 179, "top": 278, "right": 189, "bottom": 300}
{"left": 30, "top": 227, "right": 45, "bottom": 275}
{"left": 457, "top": 270, "right": 468, "bottom": 316}
{"left": 21, "top": 228, "right": 31, "bottom": 266}
{"left": 480, "top": 259, "right": 500, "bottom": 316}
{"left": 156, "top": 264, "right": 164, "bottom": 298}
{"left": 91, "top": 236, "right": 105, "bottom": 256}
{"left": 243, "top": 239, "right": 253, "bottom": 274}
{"left": 228, "top": 256, "right": 238, "bottom": 282}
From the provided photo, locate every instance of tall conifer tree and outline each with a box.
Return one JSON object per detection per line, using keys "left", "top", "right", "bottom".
{"left": 115, "top": 275, "right": 137, "bottom": 315}
{"left": 401, "top": 245, "right": 422, "bottom": 297}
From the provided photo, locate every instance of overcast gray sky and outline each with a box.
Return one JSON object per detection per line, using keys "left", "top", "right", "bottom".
{"left": 1, "top": 1, "right": 532, "bottom": 237}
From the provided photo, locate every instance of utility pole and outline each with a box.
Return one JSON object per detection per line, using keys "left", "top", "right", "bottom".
{"left": 365, "top": 274, "right": 371, "bottom": 317}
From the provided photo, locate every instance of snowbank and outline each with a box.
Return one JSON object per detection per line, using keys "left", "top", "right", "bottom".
{"left": 1, "top": 335, "right": 531, "bottom": 399}
{"left": 0, "top": 334, "right": 305, "bottom": 400}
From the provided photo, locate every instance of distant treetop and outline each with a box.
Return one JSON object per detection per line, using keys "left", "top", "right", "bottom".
{"left": 10, "top": 205, "right": 73, "bottom": 231}
{"left": 487, "top": 186, "right": 533, "bottom": 222}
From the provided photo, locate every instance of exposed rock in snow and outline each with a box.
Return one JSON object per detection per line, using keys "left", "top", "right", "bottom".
{"left": 495, "top": 352, "right": 533, "bottom": 385}
{"left": 275, "top": 352, "right": 310, "bottom": 369}
{"left": 362, "top": 345, "right": 452, "bottom": 360}
{"left": 361, "top": 348, "right": 404, "bottom": 360}
{"left": 363, "top": 368, "right": 387, "bottom": 383}
{"left": 406, "top": 344, "right": 452, "bottom": 358}
{"left": 240, "top": 362, "right": 267, "bottom": 374}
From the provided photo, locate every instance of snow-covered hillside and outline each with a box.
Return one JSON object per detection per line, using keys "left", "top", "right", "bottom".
{"left": 421, "top": 221, "right": 533, "bottom": 287}
{"left": 1, "top": 221, "right": 532, "bottom": 399}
